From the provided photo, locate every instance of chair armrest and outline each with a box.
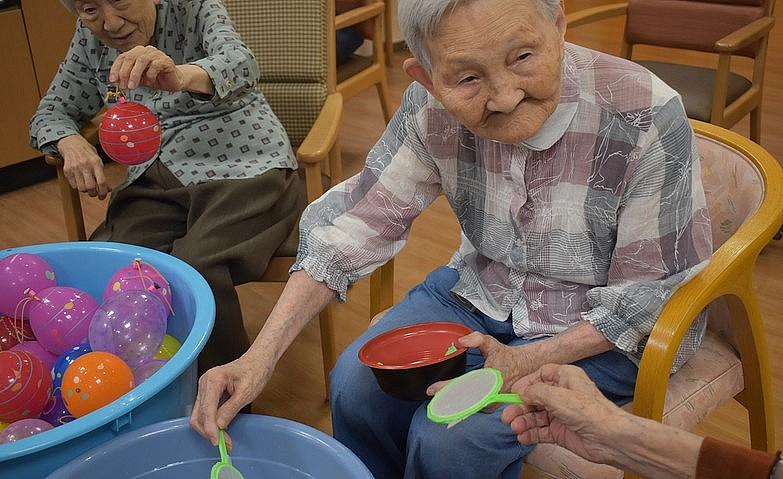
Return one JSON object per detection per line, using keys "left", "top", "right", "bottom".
{"left": 630, "top": 121, "right": 783, "bottom": 422}
{"left": 566, "top": 2, "right": 628, "bottom": 28}
{"left": 714, "top": 16, "right": 775, "bottom": 53}
{"left": 335, "top": 2, "right": 385, "bottom": 30}
{"left": 45, "top": 154, "right": 64, "bottom": 167}
{"left": 297, "top": 93, "right": 343, "bottom": 165}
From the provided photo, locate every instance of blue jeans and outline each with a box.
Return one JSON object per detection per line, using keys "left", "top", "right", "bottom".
{"left": 336, "top": 27, "right": 364, "bottom": 65}
{"left": 330, "top": 267, "right": 639, "bottom": 479}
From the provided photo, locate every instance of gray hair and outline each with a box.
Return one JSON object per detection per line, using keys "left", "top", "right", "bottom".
{"left": 398, "top": 0, "right": 561, "bottom": 71}
{"left": 59, "top": 0, "right": 77, "bottom": 15}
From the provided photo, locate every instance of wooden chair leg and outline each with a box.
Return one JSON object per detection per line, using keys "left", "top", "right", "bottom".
{"left": 55, "top": 166, "right": 87, "bottom": 241}
{"left": 727, "top": 293, "right": 776, "bottom": 452}
{"left": 750, "top": 106, "right": 762, "bottom": 144}
{"left": 370, "top": 260, "right": 394, "bottom": 319}
{"left": 376, "top": 78, "right": 394, "bottom": 125}
{"left": 319, "top": 303, "right": 337, "bottom": 399}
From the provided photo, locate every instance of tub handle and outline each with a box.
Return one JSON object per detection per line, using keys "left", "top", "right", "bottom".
{"left": 111, "top": 412, "right": 133, "bottom": 433}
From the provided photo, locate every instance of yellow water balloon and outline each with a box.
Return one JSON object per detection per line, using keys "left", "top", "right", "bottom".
{"left": 154, "top": 335, "right": 181, "bottom": 360}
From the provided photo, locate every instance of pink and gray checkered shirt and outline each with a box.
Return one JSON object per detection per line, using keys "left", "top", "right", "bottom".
{"left": 293, "top": 43, "right": 712, "bottom": 371}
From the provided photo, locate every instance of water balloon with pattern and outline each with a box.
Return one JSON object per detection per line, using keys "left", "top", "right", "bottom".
{"left": 88, "top": 290, "right": 167, "bottom": 368}
{"left": 0, "top": 253, "right": 56, "bottom": 318}
{"left": 11, "top": 340, "right": 57, "bottom": 371}
{"left": 0, "top": 315, "right": 35, "bottom": 352}
{"left": 103, "top": 258, "right": 173, "bottom": 315}
{"left": 0, "top": 418, "right": 53, "bottom": 444}
{"left": 61, "top": 352, "right": 134, "bottom": 418}
{"left": 27, "top": 287, "right": 99, "bottom": 356}
{"left": 99, "top": 99, "right": 162, "bottom": 166}
{"left": 0, "top": 350, "right": 52, "bottom": 423}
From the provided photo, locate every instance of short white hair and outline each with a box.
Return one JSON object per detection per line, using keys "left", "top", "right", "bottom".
{"left": 398, "top": 0, "right": 561, "bottom": 71}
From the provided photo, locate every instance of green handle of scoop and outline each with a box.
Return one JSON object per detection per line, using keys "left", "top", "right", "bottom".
{"left": 490, "top": 393, "right": 524, "bottom": 404}
{"left": 218, "top": 430, "right": 231, "bottom": 465}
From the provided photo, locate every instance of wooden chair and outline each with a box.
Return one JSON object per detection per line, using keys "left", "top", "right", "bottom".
{"left": 567, "top": 0, "right": 776, "bottom": 144}
{"left": 46, "top": 0, "right": 343, "bottom": 397}
{"left": 336, "top": 1, "right": 394, "bottom": 124}
{"left": 383, "top": 0, "right": 395, "bottom": 67}
{"left": 368, "top": 121, "right": 783, "bottom": 478}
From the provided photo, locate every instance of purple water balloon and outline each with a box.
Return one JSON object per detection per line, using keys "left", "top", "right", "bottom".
{"left": 103, "top": 259, "right": 173, "bottom": 314}
{"left": 133, "top": 358, "right": 168, "bottom": 384}
{"left": 28, "top": 287, "right": 99, "bottom": 355}
{"left": 89, "top": 290, "right": 167, "bottom": 368}
{"left": 11, "top": 341, "right": 58, "bottom": 371}
{"left": 40, "top": 392, "right": 74, "bottom": 427}
{"left": 0, "top": 254, "right": 56, "bottom": 318}
{"left": 0, "top": 418, "right": 53, "bottom": 443}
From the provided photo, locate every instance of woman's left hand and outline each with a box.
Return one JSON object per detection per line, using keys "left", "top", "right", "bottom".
{"left": 110, "top": 45, "right": 186, "bottom": 92}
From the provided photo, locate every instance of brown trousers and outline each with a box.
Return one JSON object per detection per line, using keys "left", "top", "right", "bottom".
{"left": 92, "top": 161, "right": 304, "bottom": 372}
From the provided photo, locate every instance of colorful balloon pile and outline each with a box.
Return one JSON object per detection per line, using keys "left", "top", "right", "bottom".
{"left": 0, "top": 255, "right": 179, "bottom": 444}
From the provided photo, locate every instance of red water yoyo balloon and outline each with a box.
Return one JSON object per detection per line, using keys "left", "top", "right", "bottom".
{"left": 99, "top": 98, "right": 162, "bottom": 166}
{"left": 0, "top": 350, "right": 52, "bottom": 422}
{"left": 0, "top": 315, "right": 35, "bottom": 352}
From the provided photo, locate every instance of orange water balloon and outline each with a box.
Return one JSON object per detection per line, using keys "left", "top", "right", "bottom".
{"left": 61, "top": 352, "right": 134, "bottom": 418}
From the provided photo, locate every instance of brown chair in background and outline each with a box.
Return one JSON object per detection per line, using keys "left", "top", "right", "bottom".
{"left": 567, "top": 0, "right": 776, "bottom": 144}
{"left": 336, "top": 1, "right": 394, "bottom": 124}
{"left": 47, "top": 0, "right": 343, "bottom": 397}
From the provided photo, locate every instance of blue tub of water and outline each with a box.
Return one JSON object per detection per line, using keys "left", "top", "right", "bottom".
{"left": 48, "top": 414, "right": 374, "bottom": 478}
{"left": 0, "top": 242, "right": 215, "bottom": 478}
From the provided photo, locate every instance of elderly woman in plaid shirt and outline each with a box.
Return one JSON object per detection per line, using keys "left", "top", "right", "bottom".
{"left": 192, "top": 0, "right": 712, "bottom": 477}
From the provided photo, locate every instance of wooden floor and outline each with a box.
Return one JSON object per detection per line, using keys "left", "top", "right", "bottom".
{"left": 1, "top": 0, "right": 781, "bottom": 455}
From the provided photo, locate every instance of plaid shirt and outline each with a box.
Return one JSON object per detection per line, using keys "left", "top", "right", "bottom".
{"left": 293, "top": 43, "right": 712, "bottom": 370}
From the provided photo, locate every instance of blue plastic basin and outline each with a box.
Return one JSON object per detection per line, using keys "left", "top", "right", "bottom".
{"left": 48, "top": 414, "right": 374, "bottom": 478}
{"left": 0, "top": 242, "right": 215, "bottom": 478}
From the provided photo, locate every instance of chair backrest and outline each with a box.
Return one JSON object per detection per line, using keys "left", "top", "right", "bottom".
{"left": 626, "top": 0, "right": 775, "bottom": 58}
{"left": 696, "top": 131, "right": 765, "bottom": 339}
{"left": 223, "top": 0, "right": 335, "bottom": 146}
{"left": 697, "top": 134, "right": 764, "bottom": 248}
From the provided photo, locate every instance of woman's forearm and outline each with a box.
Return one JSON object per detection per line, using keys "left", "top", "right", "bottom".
{"left": 525, "top": 321, "right": 614, "bottom": 369}
{"left": 243, "top": 270, "right": 336, "bottom": 366}
{"left": 605, "top": 412, "right": 703, "bottom": 479}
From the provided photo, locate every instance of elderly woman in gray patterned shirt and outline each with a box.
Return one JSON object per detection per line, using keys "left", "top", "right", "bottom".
{"left": 30, "top": 0, "right": 301, "bottom": 372}
{"left": 192, "top": 0, "right": 712, "bottom": 477}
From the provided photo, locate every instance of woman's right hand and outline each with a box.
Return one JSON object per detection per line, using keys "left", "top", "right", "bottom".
{"left": 189, "top": 355, "right": 272, "bottom": 450}
{"left": 57, "top": 135, "right": 111, "bottom": 200}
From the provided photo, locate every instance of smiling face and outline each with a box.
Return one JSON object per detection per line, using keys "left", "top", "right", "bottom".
{"left": 405, "top": 0, "right": 566, "bottom": 144}
{"left": 73, "top": 0, "right": 159, "bottom": 51}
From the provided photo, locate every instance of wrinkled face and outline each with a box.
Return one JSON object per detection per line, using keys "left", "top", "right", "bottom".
{"left": 74, "top": 0, "right": 159, "bottom": 51}
{"left": 425, "top": 0, "right": 565, "bottom": 143}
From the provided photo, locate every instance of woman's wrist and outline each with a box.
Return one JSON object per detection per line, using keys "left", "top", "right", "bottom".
{"left": 177, "top": 64, "right": 215, "bottom": 96}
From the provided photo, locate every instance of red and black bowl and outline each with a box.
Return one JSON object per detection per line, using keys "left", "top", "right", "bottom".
{"left": 358, "top": 322, "right": 471, "bottom": 401}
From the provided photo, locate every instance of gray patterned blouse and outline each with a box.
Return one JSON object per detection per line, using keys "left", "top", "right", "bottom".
{"left": 293, "top": 43, "right": 713, "bottom": 371}
{"left": 30, "top": 0, "right": 296, "bottom": 190}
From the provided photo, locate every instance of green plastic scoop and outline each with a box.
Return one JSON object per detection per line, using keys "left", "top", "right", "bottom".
{"left": 210, "top": 430, "right": 245, "bottom": 479}
{"left": 427, "top": 368, "right": 523, "bottom": 424}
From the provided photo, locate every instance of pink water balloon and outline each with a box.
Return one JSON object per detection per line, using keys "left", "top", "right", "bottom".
{"left": 0, "top": 254, "right": 56, "bottom": 318}
{"left": 28, "top": 287, "right": 99, "bottom": 355}
{"left": 132, "top": 358, "right": 167, "bottom": 384}
{"left": 88, "top": 290, "right": 167, "bottom": 368}
{"left": 103, "top": 258, "right": 173, "bottom": 315}
{"left": 0, "top": 418, "right": 53, "bottom": 443}
{"left": 11, "top": 341, "right": 57, "bottom": 371}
